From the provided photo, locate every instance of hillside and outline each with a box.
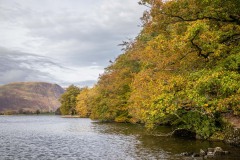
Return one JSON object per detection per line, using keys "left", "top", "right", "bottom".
{"left": 0, "top": 82, "right": 64, "bottom": 114}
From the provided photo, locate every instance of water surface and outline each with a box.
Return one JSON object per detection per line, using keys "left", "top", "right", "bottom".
{"left": 0, "top": 116, "right": 239, "bottom": 160}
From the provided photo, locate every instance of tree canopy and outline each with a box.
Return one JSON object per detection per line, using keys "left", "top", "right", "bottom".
{"left": 73, "top": 0, "right": 240, "bottom": 139}
{"left": 60, "top": 85, "right": 81, "bottom": 115}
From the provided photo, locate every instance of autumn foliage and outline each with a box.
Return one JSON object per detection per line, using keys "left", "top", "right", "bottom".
{"left": 60, "top": 85, "right": 81, "bottom": 115}
{"left": 73, "top": 0, "right": 240, "bottom": 139}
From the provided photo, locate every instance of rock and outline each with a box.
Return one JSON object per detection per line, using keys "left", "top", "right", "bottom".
{"left": 214, "top": 147, "right": 223, "bottom": 152}
{"left": 180, "top": 147, "right": 229, "bottom": 159}
{"left": 199, "top": 149, "right": 206, "bottom": 156}
{"left": 206, "top": 147, "right": 229, "bottom": 158}
{"left": 213, "top": 147, "right": 224, "bottom": 156}
{"left": 207, "top": 148, "right": 214, "bottom": 152}
{"left": 192, "top": 153, "right": 200, "bottom": 157}
{"left": 207, "top": 151, "right": 215, "bottom": 158}
{"left": 180, "top": 152, "right": 193, "bottom": 156}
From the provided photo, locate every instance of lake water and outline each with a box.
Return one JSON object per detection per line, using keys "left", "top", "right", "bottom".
{"left": 0, "top": 116, "right": 239, "bottom": 160}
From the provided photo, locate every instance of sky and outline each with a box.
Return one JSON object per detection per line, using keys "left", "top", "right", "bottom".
{"left": 0, "top": 0, "right": 146, "bottom": 87}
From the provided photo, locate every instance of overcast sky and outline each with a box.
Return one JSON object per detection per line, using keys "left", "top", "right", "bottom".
{"left": 0, "top": 0, "right": 145, "bottom": 87}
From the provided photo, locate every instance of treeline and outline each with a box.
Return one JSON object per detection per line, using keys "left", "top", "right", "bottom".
{"left": 60, "top": 0, "right": 240, "bottom": 139}
{"left": 0, "top": 109, "right": 48, "bottom": 115}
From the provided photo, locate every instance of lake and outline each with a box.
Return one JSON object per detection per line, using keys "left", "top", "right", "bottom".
{"left": 0, "top": 116, "right": 239, "bottom": 160}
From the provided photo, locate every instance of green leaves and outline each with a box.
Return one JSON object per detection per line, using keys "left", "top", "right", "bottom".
{"left": 59, "top": 85, "right": 81, "bottom": 115}
{"left": 73, "top": 0, "right": 240, "bottom": 139}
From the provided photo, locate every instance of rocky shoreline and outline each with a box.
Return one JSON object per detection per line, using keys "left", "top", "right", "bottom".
{"left": 180, "top": 147, "right": 230, "bottom": 159}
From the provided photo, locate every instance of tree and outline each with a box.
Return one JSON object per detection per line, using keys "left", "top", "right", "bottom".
{"left": 35, "top": 109, "right": 40, "bottom": 115}
{"left": 59, "top": 85, "right": 81, "bottom": 115}
{"left": 75, "top": 0, "right": 240, "bottom": 139}
{"left": 76, "top": 87, "right": 92, "bottom": 117}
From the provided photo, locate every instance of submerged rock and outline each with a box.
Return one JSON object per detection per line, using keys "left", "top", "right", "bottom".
{"left": 180, "top": 147, "right": 229, "bottom": 159}
{"left": 206, "top": 151, "right": 214, "bottom": 158}
{"left": 206, "top": 147, "right": 229, "bottom": 158}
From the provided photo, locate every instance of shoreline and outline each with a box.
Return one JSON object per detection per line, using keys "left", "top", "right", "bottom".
{"left": 61, "top": 115, "right": 81, "bottom": 118}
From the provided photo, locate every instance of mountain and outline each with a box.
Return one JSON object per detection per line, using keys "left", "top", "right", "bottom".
{"left": 0, "top": 82, "right": 65, "bottom": 114}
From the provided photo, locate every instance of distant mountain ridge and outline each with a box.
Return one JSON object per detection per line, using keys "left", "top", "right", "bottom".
{"left": 0, "top": 82, "right": 64, "bottom": 114}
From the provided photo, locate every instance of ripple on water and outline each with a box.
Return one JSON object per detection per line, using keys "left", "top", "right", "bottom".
{"left": 0, "top": 116, "right": 240, "bottom": 160}
{"left": 0, "top": 117, "right": 139, "bottom": 160}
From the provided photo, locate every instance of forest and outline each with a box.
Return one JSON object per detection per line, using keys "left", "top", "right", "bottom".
{"left": 60, "top": 0, "right": 240, "bottom": 139}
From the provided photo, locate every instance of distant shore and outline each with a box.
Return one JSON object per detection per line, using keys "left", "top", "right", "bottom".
{"left": 61, "top": 115, "right": 81, "bottom": 118}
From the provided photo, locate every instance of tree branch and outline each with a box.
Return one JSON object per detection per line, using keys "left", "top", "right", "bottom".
{"left": 190, "top": 30, "right": 213, "bottom": 59}
{"left": 220, "top": 33, "right": 240, "bottom": 45}
{"left": 161, "top": 12, "right": 240, "bottom": 25}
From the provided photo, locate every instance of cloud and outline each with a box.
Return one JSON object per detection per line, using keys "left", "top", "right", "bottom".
{"left": 0, "top": 0, "right": 146, "bottom": 86}
{"left": 0, "top": 47, "right": 104, "bottom": 87}
{"left": 0, "top": 47, "right": 59, "bottom": 84}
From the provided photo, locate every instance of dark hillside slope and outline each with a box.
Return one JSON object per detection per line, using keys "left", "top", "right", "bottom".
{"left": 0, "top": 82, "right": 64, "bottom": 114}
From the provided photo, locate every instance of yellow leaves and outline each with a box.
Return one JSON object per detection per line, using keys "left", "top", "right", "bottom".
{"left": 166, "top": 104, "right": 177, "bottom": 114}
{"left": 114, "top": 116, "right": 129, "bottom": 123}
{"left": 145, "top": 45, "right": 152, "bottom": 52}
{"left": 185, "top": 69, "right": 240, "bottom": 116}
{"left": 186, "top": 20, "right": 209, "bottom": 39}
{"left": 217, "top": 94, "right": 240, "bottom": 115}
{"left": 76, "top": 88, "right": 91, "bottom": 117}
{"left": 221, "top": 23, "right": 240, "bottom": 33}
{"left": 128, "top": 68, "right": 189, "bottom": 126}
{"left": 185, "top": 20, "right": 217, "bottom": 47}
{"left": 75, "top": 0, "right": 240, "bottom": 133}
{"left": 201, "top": 103, "right": 215, "bottom": 114}
{"left": 129, "top": 70, "right": 166, "bottom": 121}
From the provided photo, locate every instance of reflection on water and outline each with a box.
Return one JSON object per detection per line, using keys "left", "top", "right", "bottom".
{"left": 0, "top": 116, "right": 239, "bottom": 160}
